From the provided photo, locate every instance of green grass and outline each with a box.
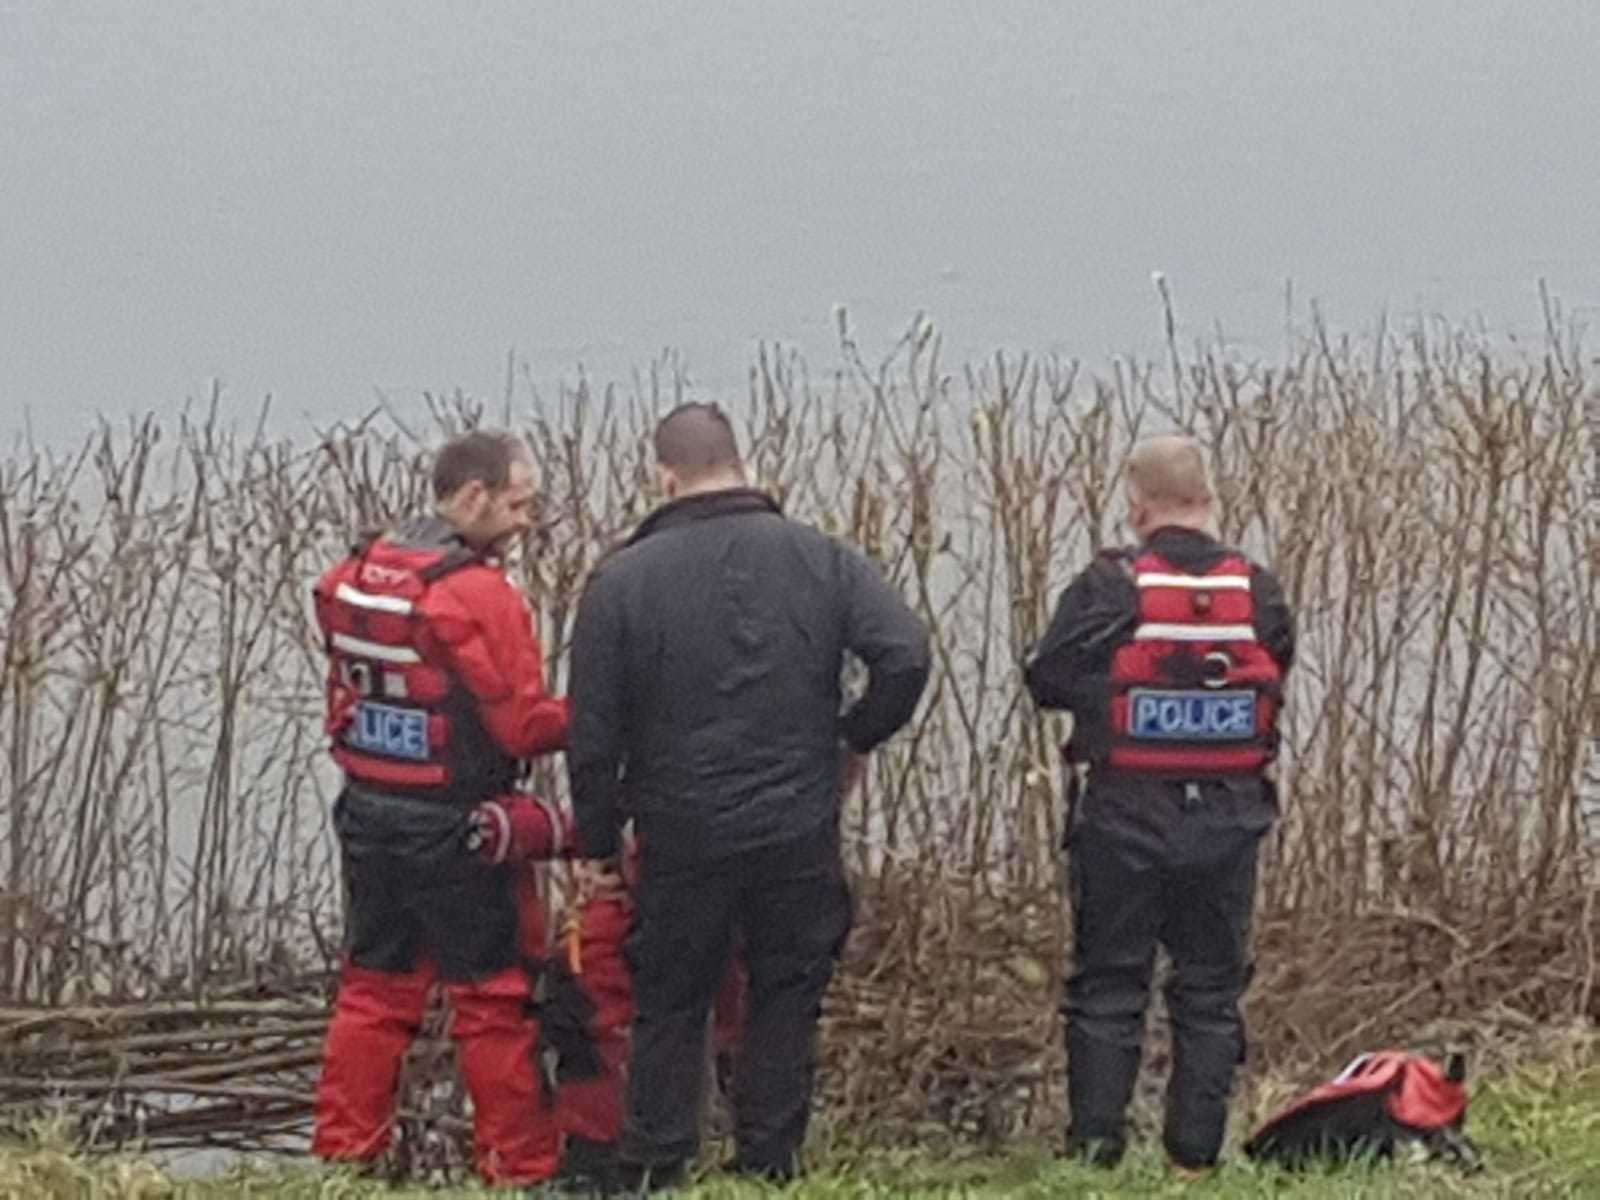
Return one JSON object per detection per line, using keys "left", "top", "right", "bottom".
{"left": 5, "top": 1052, "right": 1597, "bottom": 1198}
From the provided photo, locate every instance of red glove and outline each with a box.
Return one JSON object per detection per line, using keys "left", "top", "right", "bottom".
{"left": 465, "top": 793, "right": 575, "bottom": 864}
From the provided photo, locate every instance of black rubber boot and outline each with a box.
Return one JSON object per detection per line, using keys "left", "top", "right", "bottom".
{"left": 613, "top": 1158, "right": 689, "bottom": 1195}
{"left": 1064, "top": 1025, "right": 1144, "bottom": 1167}
{"left": 544, "top": 1137, "right": 623, "bottom": 1197}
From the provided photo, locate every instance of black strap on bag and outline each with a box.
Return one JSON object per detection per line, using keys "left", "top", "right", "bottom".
{"left": 522, "top": 955, "right": 605, "bottom": 1107}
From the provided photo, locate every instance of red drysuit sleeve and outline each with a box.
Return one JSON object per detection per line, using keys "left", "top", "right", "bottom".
{"left": 420, "top": 565, "right": 572, "bottom": 757}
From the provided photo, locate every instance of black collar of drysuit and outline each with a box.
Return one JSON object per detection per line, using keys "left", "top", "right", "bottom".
{"left": 359, "top": 515, "right": 492, "bottom": 580}
{"left": 1145, "top": 525, "right": 1219, "bottom": 551}
{"left": 626, "top": 487, "right": 783, "bottom": 546}
{"left": 392, "top": 514, "right": 476, "bottom": 553}
{"left": 1138, "top": 525, "right": 1231, "bottom": 571}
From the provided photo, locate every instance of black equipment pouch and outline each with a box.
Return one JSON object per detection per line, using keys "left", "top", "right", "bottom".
{"left": 523, "top": 955, "right": 605, "bottom": 1104}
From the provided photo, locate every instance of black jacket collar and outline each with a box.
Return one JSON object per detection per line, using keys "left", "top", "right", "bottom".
{"left": 393, "top": 514, "right": 474, "bottom": 552}
{"left": 627, "top": 487, "right": 783, "bottom": 546}
{"left": 1139, "top": 525, "right": 1232, "bottom": 573}
{"left": 1146, "top": 525, "right": 1220, "bottom": 551}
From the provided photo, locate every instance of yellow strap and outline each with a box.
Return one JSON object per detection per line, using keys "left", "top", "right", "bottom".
{"left": 564, "top": 909, "right": 583, "bottom": 975}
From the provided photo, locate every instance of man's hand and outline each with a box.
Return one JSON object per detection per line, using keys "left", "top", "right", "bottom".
{"left": 839, "top": 747, "right": 869, "bottom": 800}
{"left": 465, "top": 794, "right": 573, "bottom": 864}
{"left": 572, "top": 857, "right": 628, "bottom": 902}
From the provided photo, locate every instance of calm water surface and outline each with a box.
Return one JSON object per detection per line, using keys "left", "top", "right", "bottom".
{"left": 3, "top": 0, "right": 1598, "bottom": 444}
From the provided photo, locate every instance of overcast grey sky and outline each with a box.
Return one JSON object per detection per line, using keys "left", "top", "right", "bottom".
{"left": 4, "top": 0, "right": 1597, "bottom": 444}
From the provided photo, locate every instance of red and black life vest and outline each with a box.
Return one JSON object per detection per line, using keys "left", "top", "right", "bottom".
{"left": 1245, "top": 1050, "right": 1481, "bottom": 1172}
{"left": 312, "top": 536, "right": 517, "bottom": 802}
{"left": 1105, "top": 549, "right": 1282, "bottom": 775}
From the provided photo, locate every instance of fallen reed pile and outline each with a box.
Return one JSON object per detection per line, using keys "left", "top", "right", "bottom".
{"left": 0, "top": 987, "right": 330, "bottom": 1156}
{"left": 0, "top": 971, "right": 481, "bottom": 1176}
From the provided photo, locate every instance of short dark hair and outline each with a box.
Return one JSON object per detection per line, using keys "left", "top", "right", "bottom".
{"left": 652, "top": 403, "right": 742, "bottom": 478}
{"left": 431, "top": 430, "right": 529, "bottom": 500}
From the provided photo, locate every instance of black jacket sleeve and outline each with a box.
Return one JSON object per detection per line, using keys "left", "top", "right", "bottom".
{"left": 1250, "top": 565, "right": 1296, "bottom": 675}
{"left": 1023, "top": 553, "right": 1139, "bottom": 713}
{"left": 565, "top": 566, "right": 628, "bottom": 860}
{"left": 836, "top": 544, "right": 932, "bottom": 753}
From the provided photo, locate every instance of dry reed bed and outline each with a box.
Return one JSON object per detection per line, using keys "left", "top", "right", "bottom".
{"left": 0, "top": 866, "right": 1592, "bottom": 1161}
{"left": 1, "top": 305, "right": 1596, "bottom": 1156}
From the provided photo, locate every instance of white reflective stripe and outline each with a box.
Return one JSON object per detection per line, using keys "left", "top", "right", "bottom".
{"left": 331, "top": 632, "right": 422, "bottom": 664}
{"left": 535, "top": 795, "right": 566, "bottom": 856}
{"left": 1132, "top": 623, "right": 1257, "bottom": 641}
{"left": 336, "top": 583, "right": 414, "bottom": 614}
{"left": 1135, "top": 573, "right": 1251, "bottom": 590}
{"left": 1332, "top": 1053, "right": 1374, "bottom": 1083}
{"left": 486, "top": 801, "right": 511, "bottom": 865}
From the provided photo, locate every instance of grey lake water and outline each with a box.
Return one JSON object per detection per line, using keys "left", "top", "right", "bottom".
{"left": 4, "top": 0, "right": 1600, "bottom": 446}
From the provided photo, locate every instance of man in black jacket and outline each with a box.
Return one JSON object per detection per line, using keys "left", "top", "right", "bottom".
{"left": 1024, "top": 434, "right": 1295, "bottom": 1178}
{"left": 567, "top": 402, "right": 931, "bottom": 1188}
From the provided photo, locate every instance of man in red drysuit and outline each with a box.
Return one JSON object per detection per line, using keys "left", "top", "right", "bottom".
{"left": 537, "top": 835, "right": 751, "bottom": 1196}
{"left": 309, "top": 429, "right": 575, "bottom": 1186}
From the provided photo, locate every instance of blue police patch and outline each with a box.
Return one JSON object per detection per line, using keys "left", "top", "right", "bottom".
{"left": 1128, "top": 688, "right": 1257, "bottom": 741}
{"left": 347, "top": 701, "right": 430, "bottom": 761}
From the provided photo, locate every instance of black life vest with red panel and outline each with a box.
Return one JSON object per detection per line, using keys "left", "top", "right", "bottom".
{"left": 312, "top": 534, "right": 519, "bottom": 803}
{"left": 1106, "top": 548, "right": 1282, "bottom": 775}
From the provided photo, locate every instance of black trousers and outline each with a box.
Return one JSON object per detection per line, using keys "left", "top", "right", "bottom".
{"left": 334, "top": 786, "right": 519, "bottom": 981}
{"left": 620, "top": 825, "right": 853, "bottom": 1177}
{"left": 1062, "top": 773, "right": 1275, "bottom": 1168}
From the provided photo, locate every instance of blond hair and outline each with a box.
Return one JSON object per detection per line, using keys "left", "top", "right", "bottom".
{"left": 1125, "top": 435, "right": 1213, "bottom": 508}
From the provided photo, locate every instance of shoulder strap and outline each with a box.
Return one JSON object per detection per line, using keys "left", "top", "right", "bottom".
{"left": 1096, "top": 545, "right": 1138, "bottom": 582}
{"left": 1130, "top": 546, "right": 1174, "bottom": 578}
{"left": 417, "top": 544, "right": 484, "bottom": 583}
{"left": 349, "top": 525, "right": 385, "bottom": 558}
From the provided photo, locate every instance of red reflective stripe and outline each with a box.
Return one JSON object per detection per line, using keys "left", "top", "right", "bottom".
{"left": 323, "top": 604, "right": 414, "bottom": 645}
{"left": 332, "top": 746, "right": 449, "bottom": 788}
{"left": 1135, "top": 551, "right": 1251, "bottom": 577}
{"left": 1107, "top": 744, "right": 1269, "bottom": 773}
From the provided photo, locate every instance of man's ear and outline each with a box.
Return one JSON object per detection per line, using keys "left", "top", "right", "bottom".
{"left": 1124, "top": 500, "right": 1144, "bottom": 540}
{"left": 452, "top": 479, "right": 489, "bottom": 522}
{"left": 657, "top": 465, "right": 680, "bottom": 499}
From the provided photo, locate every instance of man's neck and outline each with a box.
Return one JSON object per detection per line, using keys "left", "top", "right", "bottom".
{"left": 430, "top": 507, "right": 481, "bottom": 549}
{"left": 1137, "top": 510, "right": 1213, "bottom": 540}
{"left": 670, "top": 472, "right": 750, "bottom": 501}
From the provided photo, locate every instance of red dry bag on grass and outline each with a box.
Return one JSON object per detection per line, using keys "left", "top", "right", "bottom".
{"left": 1244, "top": 1050, "right": 1482, "bottom": 1173}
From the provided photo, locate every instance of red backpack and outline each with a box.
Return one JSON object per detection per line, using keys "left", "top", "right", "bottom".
{"left": 1244, "top": 1050, "right": 1482, "bottom": 1173}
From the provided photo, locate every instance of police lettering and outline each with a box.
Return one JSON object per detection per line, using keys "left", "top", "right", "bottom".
{"left": 1130, "top": 690, "right": 1255, "bottom": 741}
{"left": 352, "top": 702, "right": 429, "bottom": 760}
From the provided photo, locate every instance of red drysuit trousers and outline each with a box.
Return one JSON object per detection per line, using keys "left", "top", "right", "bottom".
{"left": 311, "top": 958, "right": 560, "bottom": 1185}
{"left": 553, "top": 889, "right": 750, "bottom": 1150}
{"left": 553, "top": 890, "right": 636, "bottom": 1145}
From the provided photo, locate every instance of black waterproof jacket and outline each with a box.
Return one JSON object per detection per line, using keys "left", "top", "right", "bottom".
{"left": 567, "top": 488, "right": 932, "bottom": 864}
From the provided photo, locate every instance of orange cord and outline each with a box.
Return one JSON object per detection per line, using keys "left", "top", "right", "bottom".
{"left": 564, "top": 907, "right": 583, "bottom": 975}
